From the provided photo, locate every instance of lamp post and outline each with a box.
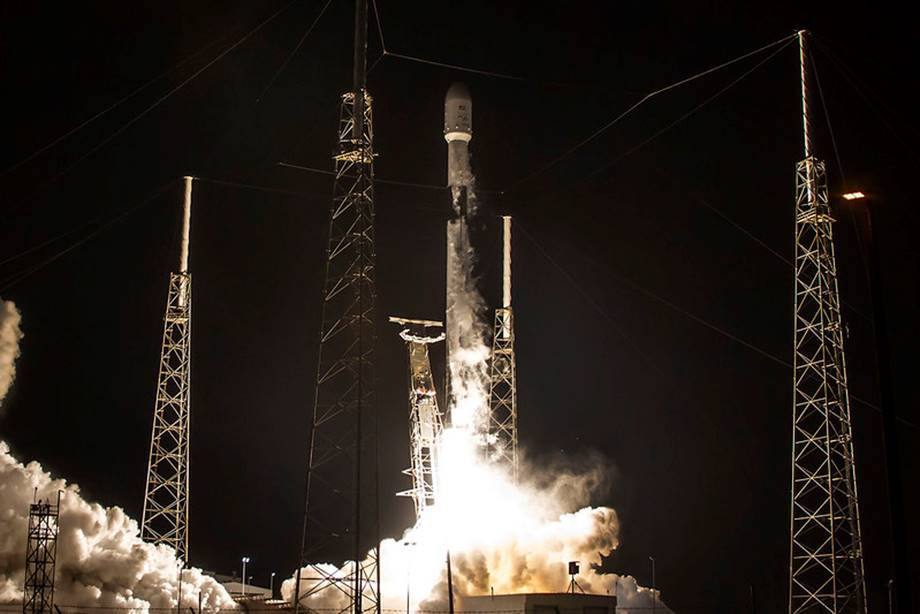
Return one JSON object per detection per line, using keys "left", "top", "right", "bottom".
{"left": 241, "top": 557, "right": 250, "bottom": 596}
{"left": 270, "top": 572, "right": 277, "bottom": 600}
{"left": 842, "top": 190, "right": 911, "bottom": 613}
{"left": 648, "top": 556, "right": 656, "bottom": 614}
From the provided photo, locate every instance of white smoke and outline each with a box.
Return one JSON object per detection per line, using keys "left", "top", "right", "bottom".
{"left": 0, "top": 302, "right": 235, "bottom": 610}
{"left": 283, "top": 158, "right": 670, "bottom": 613}
{"left": 0, "top": 441, "right": 236, "bottom": 610}
{"left": 0, "top": 299, "right": 24, "bottom": 411}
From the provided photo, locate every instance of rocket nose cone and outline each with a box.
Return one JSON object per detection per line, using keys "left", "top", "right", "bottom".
{"left": 444, "top": 82, "right": 472, "bottom": 140}
{"left": 445, "top": 82, "right": 471, "bottom": 105}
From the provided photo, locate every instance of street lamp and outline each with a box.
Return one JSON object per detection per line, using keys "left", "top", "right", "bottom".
{"left": 270, "top": 572, "right": 277, "bottom": 600}
{"left": 648, "top": 556, "right": 656, "bottom": 614}
{"left": 841, "top": 190, "right": 911, "bottom": 613}
{"left": 241, "top": 557, "right": 251, "bottom": 596}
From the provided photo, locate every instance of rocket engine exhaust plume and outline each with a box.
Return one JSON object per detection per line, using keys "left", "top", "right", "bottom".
{"left": 284, "top": 85, "right": 670, "bottom": 614}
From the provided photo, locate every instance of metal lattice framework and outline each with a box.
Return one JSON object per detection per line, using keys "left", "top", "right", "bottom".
{"left": 788, "top": 31, "right": 866, "bottom": 614}
{"left": 392, "top": 318, "right": 445, "bottom": 517}
{"left": 789, "top": 156, "right": 866, "bottom": 614}
{"left": 293, "top": 89, "right": 379, "bottom": 614}
{"left": 487, "top": 307, "right": 517, "bottom": 481}
{"left": 142, "top": 271, "right": 192, "bottom": 561}
{"left": 23, "top": 493, "right": 60, "bottom": 614}
{"left": 487, "top": 216, "right": 518, "bottom": 481}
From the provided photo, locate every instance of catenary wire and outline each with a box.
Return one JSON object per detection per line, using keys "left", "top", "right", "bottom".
{"left": 514, "top": 222, "right": 668, "bottom": 380}
{"left": 0, "top": 179, "right": 178, "bottom": 293}
{"left": 582, "top": 40, "right": 794, "bottom": 181}
{"left": 256, "top": 0, "right": 336, "bottom": 103}
{"left": 517, "top": 220, "right": 919, "bottom": 430}
{"left": 502, "top": 33, "right": 798, "bottom": 194}
{"left": 0, "top": 31, "right": 228, "bottom": 179}
{"left": 4, "top": 0, "right": 301, "bottom": 220}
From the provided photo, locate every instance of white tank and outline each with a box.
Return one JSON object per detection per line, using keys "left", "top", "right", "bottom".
{"left": 444, "top": 82, "right": 472, "bottom": 143}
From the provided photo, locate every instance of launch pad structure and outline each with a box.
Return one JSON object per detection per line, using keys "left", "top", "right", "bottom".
{"left": 788, "top": 31, "right": 866, "bottom": 614}
{"left": 22, "top": 492, "right": 61, "bottom": 614}
{"left": 390, "top": 317, "right": 445, "bottom": 518}
{"left": 142, "top": 176, "right": 194, "bottom": 563}
{"left": 293, "top": 0, "right": 379, "bottom": 612}
{"left": 487, "top": 216, "right": 519, "bottom": 482}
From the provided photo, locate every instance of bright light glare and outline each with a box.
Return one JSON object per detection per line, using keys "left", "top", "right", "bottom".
{"left": 842, "top": 191, "right": 866, "bottom": 200}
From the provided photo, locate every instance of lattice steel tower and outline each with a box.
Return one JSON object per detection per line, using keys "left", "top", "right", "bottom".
{"left": 488, "top": 216, "right": 518, "bottom": 481}
{"left": 293, "top": 1, "right": 379, "bottom": 612}
{"left": 390, "top": 317, "right": 445, "bottom": 517}
{"left": 788, "top": 31, "right": 866, "bottom": 614}
{"left": 22, "top": 492, "right": 61, "bottom": 614}
{"left": 142, "top": 176, "right": 193, "bottom": 562}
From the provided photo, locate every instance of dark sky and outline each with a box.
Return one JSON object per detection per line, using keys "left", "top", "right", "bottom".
{"left": 1, "top": 2, "right": 917, "bottom": 612}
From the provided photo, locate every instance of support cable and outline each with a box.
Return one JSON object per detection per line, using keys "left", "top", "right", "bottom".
{"left": 256, "top": 0, "right": 336, "bottom": 102}
{"left": 502, "top": 33, "right": 798, "bottom": 193}
{"left": 0, "top": 179, "right": 178, "bottom": 292}
{"left": 4, "top": 0, "right": 300, "bottom": 219}
{"left": 516, "top": 221, "right": 920, "bottom": 431}
{"left": 582, "top": 40, "right": 794, "bottom": 182}
{"left": 0, "top": 32, "right": 228, "bottom": 180}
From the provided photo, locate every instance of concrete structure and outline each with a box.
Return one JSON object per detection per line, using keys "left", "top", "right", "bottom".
{"left": 460, "top": 592, "right": 617, "bottom": 614}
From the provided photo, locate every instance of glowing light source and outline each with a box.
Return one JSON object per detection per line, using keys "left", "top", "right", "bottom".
{"left": 842, "top": 191, "right": 866, "bottom": 201}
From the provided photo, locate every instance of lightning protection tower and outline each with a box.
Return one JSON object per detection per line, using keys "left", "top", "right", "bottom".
{"left": 293, "top": 1, "right": 379, "bottom": 613}
{"left": 390, "top": 317, "right": 446, "bottom": 517}
{"left": 788, "top": 31, "right": 866, "bottom": 614}
{"left": 22, "top": 491, "right": 61, "bottom": 614}
{"left": 488, "top": 216, "right": 518, "bottom": 481}
{"left": 142, "top": 176, "right": 193, "bottom": 563}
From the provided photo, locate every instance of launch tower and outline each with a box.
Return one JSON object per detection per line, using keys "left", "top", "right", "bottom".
{"left": 293, "top": 1, "right": 379, "bottom": 613}
{"left": 487, "top": 217, "right": 518, "bottom": 481}
{"left": 142, "top": 176, "right": 193, "bottom": 562}
{"left": 390, "top": 317, "right": 445, "bottom": 517}
{"left": 788, "top": 31, "right": 866, "bottom": 614}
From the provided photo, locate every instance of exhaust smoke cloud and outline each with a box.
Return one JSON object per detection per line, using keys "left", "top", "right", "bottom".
{"left": 285, "top": 158, "right": 670, "bottom": 612}
{"left": 0, "top": 299, "right": 23, "bottom": 412}
{"left": 0, "top": 300, "right": 234, "bottom": 611}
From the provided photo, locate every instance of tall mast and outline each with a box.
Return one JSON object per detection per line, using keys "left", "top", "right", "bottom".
{"left": 488, "top": 216, "right": 518, "bottom": 482}
{"left": 294, "top": 1, "right": 379, "bottom": 612}
{"left": 142, "top": 176, "right": 193, "bottom": 563}
{"left": 788, "top": 30, "right": 866, "bottom": 614}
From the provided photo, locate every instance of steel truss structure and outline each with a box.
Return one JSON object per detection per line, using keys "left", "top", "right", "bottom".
{"left": 142, "top": 180, "right": 193, "bottom": 564}
{"left": 488, "top": 307, "right": 517, "bottom": 481}
{"left": 294, "top": 88, "right": 379, "bottom": 614}
{"left": 487, "top": 216, "right": 518, "bottom": 481}
{"left": 391, "top": 317, "right": 445, "bottom": 517}
{"left": 23, "top": 492, "right": 61, "bottom": 614}
{"left": 789, "top": 30, "right": 866, "bottom": 614}
{"left": 141, "top": 271, "right": 192, "bottom": 560}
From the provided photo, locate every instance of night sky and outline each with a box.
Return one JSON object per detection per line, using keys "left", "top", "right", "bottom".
{"left": 1, "top": 2, "right": 917, "bottom": 612}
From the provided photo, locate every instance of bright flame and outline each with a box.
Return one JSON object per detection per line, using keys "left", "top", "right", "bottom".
{"left": 284, "top": 179, "right": 669, "bottom": 612}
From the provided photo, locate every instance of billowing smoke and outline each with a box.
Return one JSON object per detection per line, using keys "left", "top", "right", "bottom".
{"left": 0, "top": 442, "right": 236, "bottom": 610}
{"left": 283, "top": 162, "right": 670, "bottom": 613}
{"left": 0, "top": 299, "right": 24, "bottom": 411}
{"left": 0, "top": 301, "right": 234, "bottom": 610}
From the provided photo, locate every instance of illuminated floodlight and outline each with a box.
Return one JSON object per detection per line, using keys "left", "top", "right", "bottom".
{"left": 842, "top": 191, "right": 866, "bottom": 200}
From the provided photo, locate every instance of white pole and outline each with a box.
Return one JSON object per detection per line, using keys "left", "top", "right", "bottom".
{"left": 180, "top": 176, "right": 193, "bottom": 274}
{"left": 502, "top": 216, "right": 511, "bottom": 308}
{"left": 797, "top": 31, "right": 811, "bottom": 160}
